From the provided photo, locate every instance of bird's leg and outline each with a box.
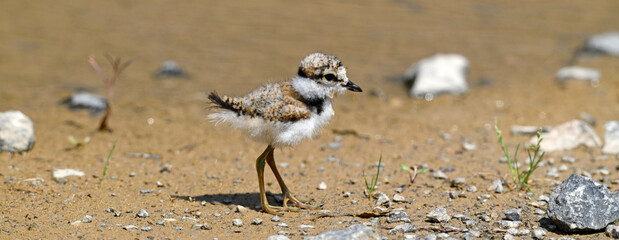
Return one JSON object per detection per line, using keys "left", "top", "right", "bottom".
{"left": 265, "top": 148, "right": 315, "bottom": 210}
{"left": 256, "top": 145, "right": 300, "bottom": 215}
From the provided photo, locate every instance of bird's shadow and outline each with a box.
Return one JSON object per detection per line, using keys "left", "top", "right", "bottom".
{"left": 172, "top": 192, "right": 281, "bottom": 211}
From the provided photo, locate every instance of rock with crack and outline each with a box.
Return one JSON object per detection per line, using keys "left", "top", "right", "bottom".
{"left": 547, "top": 174, "right": 619, "bottom": 232}
{"left": 530, "top": 119, "right": 601, "bottom": 152}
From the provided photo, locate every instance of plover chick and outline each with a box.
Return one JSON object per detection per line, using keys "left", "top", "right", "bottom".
{"left": 208, "top": 52, "right": 362, "bottom": 215}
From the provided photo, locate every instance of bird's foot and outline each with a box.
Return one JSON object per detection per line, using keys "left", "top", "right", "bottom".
{"left": 282, "top": 190, "right": 318, "bottom": 210}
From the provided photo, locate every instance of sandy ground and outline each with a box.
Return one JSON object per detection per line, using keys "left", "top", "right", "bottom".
{"left": 1, "top": 0, "right": 619, "bottom": 239}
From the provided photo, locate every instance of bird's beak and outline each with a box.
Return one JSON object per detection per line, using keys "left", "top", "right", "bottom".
{"left": 344, "top": 80, "right": 362, "bottom": 92}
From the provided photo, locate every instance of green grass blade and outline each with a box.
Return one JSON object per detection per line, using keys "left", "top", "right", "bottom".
{"left": 102, "top": 139, "right": 118, "bottom": 179}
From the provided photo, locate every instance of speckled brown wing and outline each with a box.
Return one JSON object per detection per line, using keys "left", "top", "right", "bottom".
{"left": 209, "top": 82, "right": 312, "bottom": 122}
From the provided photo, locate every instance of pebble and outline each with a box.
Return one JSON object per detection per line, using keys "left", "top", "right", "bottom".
{"left": 466, "top": 185, "right": 478, "bottom": 193}
{"left": 556, "top": 66, "right": 601, "bottom": 85}
{"left": 156, "top": 60, "right": 188, "bottom": 78}
{"left": 266, "top": 235, "right": 291, "bottom": 240}
{"left": 432, "top": 170, "right": 448, "bottom": 180}
{"left": 317, "top": 182, "right": 327, "bottom": 190}
{"left": 374, "top": 192, "right": 391, "bottom": 207}
{"left": 497, "top": 220, "right": 522, "bottom": 229}
{"left": 82, "top": 215, "right": 92, "bottom": 223}
{"left": 191, "top": 223, "right": 212, "bottom": 230}
{"left": 426, "top": 207, "right": 450, "bottom": 223}
{"left": 327, "top": 142, "right": 342, "bottom": 149}
{"left": 232, "top": 219, "right": 243, "bottom": 227}
{"left": 533, "top": 119, "right": 601, "bottom": 152}
{"left": 532, "top": 228, "right": 547, "bottom": 239}
{"left": 388, "top": 224, "right": 418, "bottom": 235}
{"left": 141, "top": 226, "right": 151, "bottom": 232}
{"left": 503, "top": 209, "right": 521, "bottom": 221}
{"left": 393, "top": 193, "right": 406, "bottom": 202}
{"left": 305, "top": 224, "right": 381, "bottom": 240}
{"left": 236, "top": 205, "right": 249, "bottom": 214}
{"left": 137, "top": 209, "right": 149, "bottom": 218}
{"left": 584, "top": 31, "right": 619, "bottom": 56}
{"left": 387, "top": 210, "right": 411, "bottom": 223}
{"left": 52, "top": 169, "right": 85, "bottom": 183}
{"left": 451, "top": 177, "right": 466, "bottom": 188}
{"left": 487, "top": 179, "right": 504, "bottom": 193}
{"left": 105, "top": 207, "right": 115, "bottom": 213}
{"left": 404, "top": 54, "right": 468, "bottom": 99}
{"left": 547, "top": 167, "right": 559, "bottom": 178}
{"left": 299, "top": 224, "right": 315, "bottom": 229}
{"left": 276, "top": 223, "right": 289, "bottom": 228}
{"left": 252, "top": 218, "right": 263, "bottom": 225}
{"left": 65, "top": 92, "right": 107, "bottom": 114}
{"left": 607, "top": 225, "right": 619, "bottom": 238}
{"left": 603, "top": 121, "right": 619, "bottom": 155}
{"left": 156, "top": 220, "right": 165, "bottom": 226}
{"left": 123, "top": 225, "right": 138, "bottom": 230}
{"left": 0, "top": 110, "right": 36, "bottom": 153}
{"left": 271, "top": 215, "right": 280, "bottom": 222}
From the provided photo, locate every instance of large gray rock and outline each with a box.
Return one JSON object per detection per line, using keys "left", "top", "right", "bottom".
{"left": 0, "top": 110, "right": 35, "bottom": 153}
{"left": 602, "top": 121, "right": 619, "bottom": 155}
{"left": 304, "top": 224, "right": 381, "bottom": 240}
{"left": 547, "top": 174, "right": 619, "bottom": 232}
{"left": 531, "top": 119, "right": 601, "bottom": 152}
{"left": 404, "top": 53, "right": 468, "bottom": 100}
{"left": 584, "top": 32, "right": 619, "bottom": 56}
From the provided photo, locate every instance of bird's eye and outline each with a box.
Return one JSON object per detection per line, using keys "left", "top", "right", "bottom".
{"left": 323, "top": 73, "right": 336, "bottom": 81}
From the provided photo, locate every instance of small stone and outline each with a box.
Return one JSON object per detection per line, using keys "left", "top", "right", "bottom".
{"left": 141, "top": 226, "right": 151, "bottom": 232}
{"left": 607, "top": 225, "right": 619, "bottom": 238}
{"left": 462, "top": 142, "right": 477, "bottom": 151}
{"left": 603, "top": 121, "right": 619, "bottom": 155}
{"left": 426, "top": 207, "right": 450, "bottom": 223}
{"left": 503, "top": 209, "right": 521, "bottom": 221}
{"left": 393, "top": 194, "right": 406, "bottom": 202}
{"left": 317, "top": 182, "right": 327, "bottom": 190}
{"left": 114, "top": 211, "right": 122, "bottom": 217}
{"left": 530, "top": 228, "right": 545, "bottom": 239}
{"left": 156, "top": 60, "right": 188, "bottom": 78}
{"left": 497, "top": 220, "right": 522, "bottom": 229}
{"left": 556, "top": 66, "right": 601, "bottom": 85}
{"left": 137, "top": 209, "right": 149, "bottom": 218}
{"left": 129, "top": 172, "right": 137, "bottom": 177}
{"left": 160, "top": 164, "right": 172, "bottom": 174}
{"left": 266, "top": 235, "right": 291, "bottom": 240}
{"left": 156, "top": 181, "right": 164, "bottom": 187}
{"left": 139, "top": 189, "right": 155, "bottom": 194}
{"left": 252, "top": 218, "right": 263, "bottom": 225}
{"left": 271, "top": 215, "right": 280, "bottom": 222}
{"left": 236, "top": 205, "right": 249, "bottom": 214}
{"left": 105, "top": 207, "right": 115, "bottom": 213}
{"left": 52, "top": 169, "right": 85, "bottom": 183}
{"left": 451, "top": 177, "right": 466, "bottom": 188}
{"left": 374, "top": 192, "right": 391, "bottom": 207}
{"left": 533, "top": 120, "right": 601, "bottom": 152}
{"left": 487, "top": 179, "right": 504, "bottom": 193}
{"left": 123, "top": 225, "right": 138, "bottom": 230}
{"left": 432, "top": 170, "right": 448, "bottom": 180}
{"left": 82, "top": 215, "right": 92, "bottom": 223}
{"left": 299, "top": 224, "right": 314, "bottom": 229}
{"left": 0, "top": 111, "right": 35, "bottom": 153}
{"left": 232, "top": 219, "right": 243, "bottom": 227}
{"left": 404, "top": 54, "right": 469, "bottom": 99}
{"left": 387, "top": 210, "right": 411, "bottom": 223}
{"left": 305, "top": 224, "right": 381, "bottom": 240}
{"left": 175, "top": 226, "right": 183, "bottom": 230}
{"left": 388, "top": 224, "right": 418, "bottom": 235}
{"left": 276, "top": 223, "right": 288, "bottom": 228}
{"left": 191, "top": 223, "right": 212, "bottom": 230}
{"left": 466, "top": 185, "right": 477, "bottom": 193}
{"left": 156, "top": 220, "right": 165, "bottom": 226}
{"left": 343, "top": 191, "right": 352, "bottom": 198}
{"left": 328, "top": 142, "right": 342, "bottom": 149}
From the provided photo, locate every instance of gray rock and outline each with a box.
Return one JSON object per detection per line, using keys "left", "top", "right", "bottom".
{"left": 82, "top": 215, "right": 93, "bottom": 223}
{"left": 299, "top": 224, "right": 315, "bottom": 229}
{"left": 156, "top": 61, "right": 188, "bottom": 78}
{"left": 451, "top": 177, "right": 466, "bottom": 188}
{"left": 556, "top": 66, "right": 601, "bottom": 86}
{"left": 607, "top": 225, "right": 619, "bottom": 238}
{"left": 267, "top": 235, "right": 291, "bottom": 240}
{"left": 388, "top": 224, "right": 418, "bottom": 235}
{"left": 272, "top": 215, "right": 280, "bottom": 222}
{"left": 404, "top": 54, "right": 468, "bottom": 100}
{"left": 488, "top": 179, "right": 504, "bottom": 193}
{"left": 497, "top": 220, "right": 522, "bottom": 229}
{"left": 141, "top": 226, "right": 151, "bottom": 231}
{"left": 136, "top": 209, "right": 149, "bottom": 218}
{"left": 387, "top": 210, "right": 410, "bottom": 223}
{"left": 432, "top": 170, "right": 448, "bottom": 180}
{"left": 374, "top": 192, "right": 391, "bottom": 207}
{"left": 123, "top": 225, "right": 138, "bottom": 230}
{"left": 426, "top": 207, "right": 450, "bottom": 223}
{"left": 0, "top": 110, "right": 35, "bottom": 153}
{"left": 503, "top": 209, "right": 521, "bottom": 221}
{"left": 252, "top": 218, "right": 263, "bottom": 225}
{"left": 547, "top": 174, "right": 619, "bottom": 232}
{"left": 392, "top": 194, "right": 406, "bottom": 202}
{"left": 603, "top": 121, "right": 619, "bottom": 155}
{"left": 305, "top": 224, "right": 381, "bottom": 240}
{"left": 66, "top": 92, "right": 107, "bottom": 114}
{"left": 532, "top": 120, "right": 601, "bottom": 152}
{"left": 584, "top": 31, "right": 619, "bottom": 56}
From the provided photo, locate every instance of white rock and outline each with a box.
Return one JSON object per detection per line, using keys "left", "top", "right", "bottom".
{"left": 317, "top": 182, "right": 327, "bottom": 190}
{"left": 0, "top": 110, "right": 35, "bottom": 153}
{"left": 603, "top": 121, "right": 619, "bottom": 155}
{"left": 404, "top": 54, "right": 469, "bottom": 99}
{"left": 531, "top": 119, "right": 601, "bottom": 152}
{"left": 585, "top": 32, "right": 619, "bottom": 56}
{"left": 68, "top": 92, "right": 107, "bottom": 112}
{"left": 53, "top": 169, "right": 85, "bottom": 182}
{"left": 556, "top": 66, "right": 601, "bottom": 85}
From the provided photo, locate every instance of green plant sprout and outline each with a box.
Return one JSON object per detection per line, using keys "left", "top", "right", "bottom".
{"left": 495, "top": 120, "right": 545, "bottom": 193}
{"left": 364, "top": 154, "right": 382, "bottom": 200}
{"left": 400, "top": 164, "right": 428, "bottom": 184}
{"left": 102, "top": 139, "right": 118, "bottom": 179}
{"left": 68, "top": 136, "right": 90, "bottom": 149}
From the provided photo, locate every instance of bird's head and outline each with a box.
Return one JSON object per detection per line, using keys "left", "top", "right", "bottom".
{"left": 297, "top": 52, "right": 362, "bottom": 94}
